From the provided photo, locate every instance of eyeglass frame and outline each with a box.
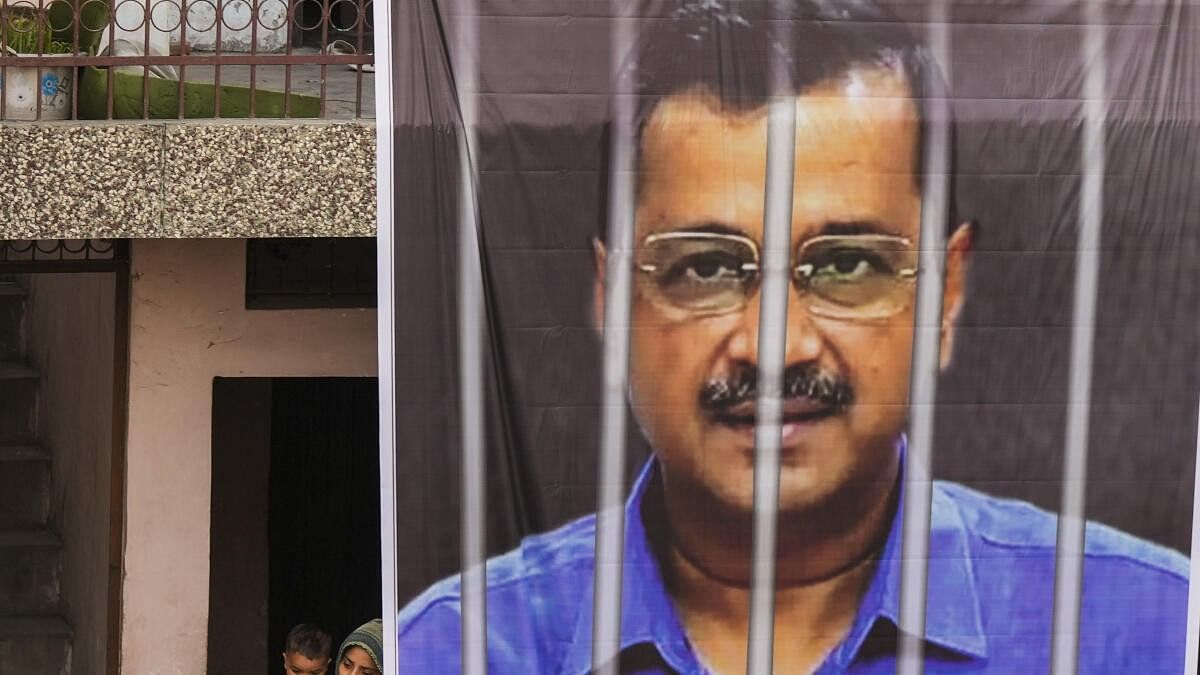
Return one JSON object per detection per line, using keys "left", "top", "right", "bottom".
{"left": 633, "top": 229, "right": 920, "bottom": 320}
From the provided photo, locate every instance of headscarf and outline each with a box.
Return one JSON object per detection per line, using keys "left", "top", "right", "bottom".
{"left": 336, "top": 619, "right": 384, "bottom": 672}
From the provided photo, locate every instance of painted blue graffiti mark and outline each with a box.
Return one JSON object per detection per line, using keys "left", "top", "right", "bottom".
{"left": 41, "top": 73, "right": 60, "bottom": 97}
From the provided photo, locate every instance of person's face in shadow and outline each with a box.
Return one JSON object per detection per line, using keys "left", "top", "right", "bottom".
{"left": 282, "top": 650, "right": 330, "bottom": 675}
{"left": 337, "top": 646, "right": 380, "bottom": 675}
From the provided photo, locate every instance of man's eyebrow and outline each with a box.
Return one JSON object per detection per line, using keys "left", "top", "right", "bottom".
{"left": 668, "top": 221, "right": 747, "bottom": 237}
{"left": 656, "top": 220, "right": 905, "bottom": 238}
{"left": 809, "top": 220, "right": 905, "bottom": 238}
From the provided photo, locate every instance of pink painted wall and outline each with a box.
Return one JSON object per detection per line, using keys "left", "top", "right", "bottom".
{"left": 121, "top": 239, "right": 376, "bottom": 674}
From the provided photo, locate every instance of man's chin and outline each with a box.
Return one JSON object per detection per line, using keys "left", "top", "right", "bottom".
{"left": 703, "top": 413, "right": 845, "bottom": 461}
{"left": 693, "top": 420, "right": 856, "bottom": 509}
{"left": 689, "top": 453, "right": 833, "bottom": 513}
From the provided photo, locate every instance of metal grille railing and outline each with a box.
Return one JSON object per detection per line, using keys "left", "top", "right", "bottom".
{"left": 0, "top": 0, "right": 373, "bottom": 120}
{"left": 0, "top": 239, "right": 129, "bottom": 272}
{"left": 244, "top": 237, "right": 376, "bottom": 309}
{"left": 375, "top": 2, "right": 1200, "bottom": 674}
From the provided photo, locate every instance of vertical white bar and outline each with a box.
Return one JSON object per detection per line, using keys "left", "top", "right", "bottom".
{"left": 895, "top": 2, "right": 951, "bottom": 674}
{"left": 1186, "top": 397, "right": 1200, "bottom": 673}
{"left": 453, "top": 1, "right": 488, "bottom": 673}
{"left": 374, "top": 0, "right": 398, "bottom": 665}
{"left": 1049, "top": 2, "right": 1105, "bottom": 673}
{"left": 744, "top": 91, "right": 797, "bottom": 675}
{"left": 590, "top": 8, "right": 636, "bottom": 675}
{"left": 745, "top": 7, "right": 798, "bottom": 671}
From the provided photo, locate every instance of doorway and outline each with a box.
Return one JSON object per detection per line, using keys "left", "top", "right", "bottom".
{"left": 208, "top": 377, "right": 381, "bottom": 674}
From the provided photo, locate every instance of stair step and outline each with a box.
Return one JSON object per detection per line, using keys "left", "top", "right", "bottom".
{"left": 0, "top": 445, "right": 49, "bottom": 463}
{"left": 0, "top": 530, "right": 60, "bottom": 549}
{"left": 0, "top": 530, "right": 62, "bottom": 615}
{"left": 0, "top": 363, "right": 37, "bottom": 380}
{"left": 0, "top": 616, "right": 71, "bottom": 638}
{"left": 0, "top": 454, "right": 50, "bottom": 528}
{"left": 0, "top": 284, "right": 24, "bottom": 297}
{"left": 0, "top": 616, "right": 72, "bottom": 675}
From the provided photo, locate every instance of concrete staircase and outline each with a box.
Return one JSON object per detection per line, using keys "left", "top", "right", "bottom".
{"left": 0, "top": 278, "right": 72, "bottom": 674}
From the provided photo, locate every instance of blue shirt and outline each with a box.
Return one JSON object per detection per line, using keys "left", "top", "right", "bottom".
{"left": 398, "top": 449, "right": 1190, "bottom": 674}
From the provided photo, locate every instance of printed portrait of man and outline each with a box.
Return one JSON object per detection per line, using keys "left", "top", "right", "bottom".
{"left": 395, "top": 1, "right": 1191, "bottom": 672}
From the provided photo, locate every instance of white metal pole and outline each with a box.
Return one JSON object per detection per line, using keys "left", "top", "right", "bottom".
{"left": 1185, "top": 396, "right": 1200, "bottom": 673}
{"left": 374, "top": 0, "right": 398, "bottom": 665}
{"left": 744, "top": 6, "right": 798, "bottom": 669}
{"left": 1050, "top": 2, "right": 1106, "bottom": 672}
{"left": 590, "top": 7, "right": 637, "bottom": 674}
{"left": 744, "top": 94, "right": 797, "bottom": 675}
{"left": 453, "top": 1, "right": 488, "bottom": 673}
{"left": 895, "top": 2, "right": 952, "bottom": 673}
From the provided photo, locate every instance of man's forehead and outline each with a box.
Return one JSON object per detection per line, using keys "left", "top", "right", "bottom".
{"left": 634, "top": 67, "right": 922, "bottom": 239}
{"left": 640, "top": 68, "right": 918, "bottom": 169}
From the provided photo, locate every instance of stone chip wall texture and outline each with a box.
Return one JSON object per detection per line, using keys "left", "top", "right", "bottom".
{"left": 0, "top": 121, "right": 377, "bottom": 239}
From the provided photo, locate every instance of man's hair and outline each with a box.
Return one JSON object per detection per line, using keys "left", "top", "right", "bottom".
{"left": 597, "top": 0, "right": 955, "bottom": 242}
{"left": 284, "top": 624, "right": 333, "bottom": 661}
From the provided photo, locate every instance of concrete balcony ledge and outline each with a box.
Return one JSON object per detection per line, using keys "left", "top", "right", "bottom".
{"left": 0, "top": 120, "right": 377, "bottom": 239}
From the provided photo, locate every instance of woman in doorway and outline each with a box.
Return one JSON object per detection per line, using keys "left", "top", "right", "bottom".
{"left": 336, "top": 619, "right": 384, "bottom": 675}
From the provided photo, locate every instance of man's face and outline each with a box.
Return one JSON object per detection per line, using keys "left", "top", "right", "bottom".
{"left": 599, "top": 67, "right": 969, "bottom": 516}
{"left": 283, "top": 650, "right": 331, "bottom": 675}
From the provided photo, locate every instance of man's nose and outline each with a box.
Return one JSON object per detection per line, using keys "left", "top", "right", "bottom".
{"left": 726, "top": 283, "right": 823, "bottom": 366}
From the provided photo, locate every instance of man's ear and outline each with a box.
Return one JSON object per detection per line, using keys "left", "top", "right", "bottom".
{"left": 592, "top": 237, "right": 608, "bottom": 334}
{"left": 940, "top": 221, "right": 974, "bottom": 369}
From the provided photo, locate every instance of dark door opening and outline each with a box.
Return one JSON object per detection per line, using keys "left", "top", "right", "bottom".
{"left": 209, "top": 377, "right": 381, "bottom": 674}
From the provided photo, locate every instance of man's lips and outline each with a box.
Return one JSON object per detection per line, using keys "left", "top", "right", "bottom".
{"left": 708, "top": 398, "right": 841, "bottom": 427}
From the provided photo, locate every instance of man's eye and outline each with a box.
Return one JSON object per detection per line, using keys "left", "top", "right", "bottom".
{"left": 811, "top": 250, "right": 887, "bottom": 280}
{"left": 666, "top": 252, "right": 746, "bottom": 283}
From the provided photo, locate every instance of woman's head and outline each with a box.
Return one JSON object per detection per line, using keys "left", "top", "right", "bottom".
{"left": 336, "top": 619, "right": 383, "bottom": 675}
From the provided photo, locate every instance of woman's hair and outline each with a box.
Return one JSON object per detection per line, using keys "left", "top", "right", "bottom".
{"left": 336, "top": 619, "right": 385, "bottom": 671}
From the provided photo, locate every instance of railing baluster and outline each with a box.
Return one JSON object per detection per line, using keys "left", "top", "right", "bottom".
{"left": 177, "top": 0, "right": 188, "bottom": 118}
{"left": 36, "top": 0, "right": 45, "bottom": 120}
{"left": 248, "top": 0, "right": 258, "bottom": 117}
{"left": 71, "top": 0, "right": 81, "bottom": 119}
{"left": 1, "top": 2, "right": 8, "bottom": 120}
{"left": 142, "top": 0, "right": 150, "bottom": 118}
{"left": 213, "top": 0, "right": 222, "bottom": 116}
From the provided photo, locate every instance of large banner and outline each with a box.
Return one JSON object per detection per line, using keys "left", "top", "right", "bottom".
{"left": 381, "top": 1, "right": 1200, "bottom": 672}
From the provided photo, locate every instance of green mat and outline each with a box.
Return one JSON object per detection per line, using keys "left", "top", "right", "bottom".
{"left": 78, "top": 66, "right": 321, "bottom": 120}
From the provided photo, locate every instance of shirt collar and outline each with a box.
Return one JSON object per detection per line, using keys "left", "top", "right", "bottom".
{"left": 835, "top": 435, "right": 989, "bottom": 665}
{"left": 562, "top": 436, "right": 988, "bottom": 674}
{"left": 563, "top": 458, "right": 701, "bottom": 675}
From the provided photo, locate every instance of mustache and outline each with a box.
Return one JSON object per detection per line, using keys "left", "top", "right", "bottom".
{"left": 698, "top": 364, "right": 855, "bottom": 414}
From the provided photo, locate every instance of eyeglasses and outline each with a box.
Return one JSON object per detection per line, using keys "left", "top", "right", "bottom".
{"left": 635, "top": 230, "right": 919, "bottom": 320}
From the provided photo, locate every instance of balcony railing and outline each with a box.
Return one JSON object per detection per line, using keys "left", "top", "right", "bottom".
{"left": 0, "top": 0, "right": 374, "bottom": 120}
